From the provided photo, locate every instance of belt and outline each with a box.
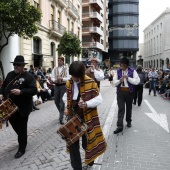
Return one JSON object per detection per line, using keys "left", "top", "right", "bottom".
{"left": 55, "top": 83, "right": 66, "bottom": 86}
{"left": 120, "top": 87, "right": 129, "bottom": 92}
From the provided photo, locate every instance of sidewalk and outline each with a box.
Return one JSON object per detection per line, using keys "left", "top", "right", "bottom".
{"left": 0, "top": 80, "right": 115, "bottom": 170}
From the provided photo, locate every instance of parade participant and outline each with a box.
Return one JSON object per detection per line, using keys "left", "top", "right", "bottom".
{"left": 85, "top": 58, "right": 104, "bottom": 89}
{"left": 63, "top": 61, "right": 107, "bottom": 170}
{"left": 148, "top": 67, "right": 159, "bottom": 96}
{"left": 108, "top": 67, "right": 114, "bottom": 86}
{"left": 51, "top": 56, "right": 70, "bottom": 125}
{"left": 0, "top": 55, "right": 37, "bottom": 158}
{"left": 133, "top": 65, "right": 146, "bottom": 106}
{"left": 113, "top": 57, "right": 140, "bottom": 134}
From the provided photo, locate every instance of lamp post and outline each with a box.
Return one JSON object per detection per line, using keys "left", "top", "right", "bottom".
{"left": 138, "top": 55, "right": 142, "bottom": 66}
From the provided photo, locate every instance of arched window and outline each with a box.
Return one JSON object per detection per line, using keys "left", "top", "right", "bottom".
{"left": 33, "top": 37, "right": 42, "bottom": 67}
{"left": 166, "top": 58, "right": 169, "bottom": 68}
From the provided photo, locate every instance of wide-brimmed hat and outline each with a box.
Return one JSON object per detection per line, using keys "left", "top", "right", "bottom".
{"left": 11, "top": 55, "right": 28, "bottom": 64}
{"left": 91, "top": 58, "right": 98, "bottom": 62}
{"left": 120, "top": 57, "right": 129, "bottom": 65}
{"left": 58, "top": 56, "right": 64, "bottom": 62}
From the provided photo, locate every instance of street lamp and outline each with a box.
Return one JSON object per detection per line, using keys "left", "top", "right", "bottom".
{"left": 138, "top": 55, "right": 142, "bottom": 66}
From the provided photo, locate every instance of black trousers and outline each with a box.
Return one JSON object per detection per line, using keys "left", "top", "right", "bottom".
{"left": 9, "top": 111, "right": 29, "bottom": 152}
{"left": 69, "top": 134, "right": 87, "bottom": 170}
{"left": 54, "top": 85, "right": 66, "bottom": 121}
{"left": 117, "top": 91, "right": 134, "bottom": 128}
{"left": 133, "top": 85, "right": 143, "bottom": 106}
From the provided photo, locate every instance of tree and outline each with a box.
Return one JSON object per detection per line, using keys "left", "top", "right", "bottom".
{"left": 0, "top": 0, "right": 42, "bottom": 78}
{"left": 57, "top": 32, "right": 81, "bottom": 63}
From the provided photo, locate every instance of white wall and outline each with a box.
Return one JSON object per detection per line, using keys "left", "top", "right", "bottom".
{"left": 1, "top": 35, "right": 20, "bottom": 77}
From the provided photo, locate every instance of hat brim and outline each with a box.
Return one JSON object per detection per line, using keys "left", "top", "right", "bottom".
{"left": 11, "top": 62, "right": 28, "bottom": 64}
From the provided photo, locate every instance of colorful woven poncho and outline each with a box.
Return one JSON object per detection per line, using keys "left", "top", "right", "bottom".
{"left": 66, "top": 75, "right": 107, "bottom": 164}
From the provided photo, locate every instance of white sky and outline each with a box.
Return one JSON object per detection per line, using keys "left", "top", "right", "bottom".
{"left": 139, "top": 0, "right": 170, "bottom": 43}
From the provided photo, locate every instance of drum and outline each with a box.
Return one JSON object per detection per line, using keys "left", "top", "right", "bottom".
{"left": 0, "top": 98, "right": 18, "bottom": 122}
{"left": 57, "top": 114, "right": 87, "bottom": 146}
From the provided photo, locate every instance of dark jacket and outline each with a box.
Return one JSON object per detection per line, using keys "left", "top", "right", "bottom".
{"left": 137, "top": 71, "right": 146, "bottom": 85}
{"left": 0, "top": 71, "right": 37, "bottom": 116}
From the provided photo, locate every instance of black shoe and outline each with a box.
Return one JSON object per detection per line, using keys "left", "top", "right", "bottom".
{"left": 88, "top": 161, "right": 94, "bottom": 167}
{"left": 133, "top": 103, "right": 136, "bottom": 105}
{"left": 14, "top": 151, "right": 25, "bottom": 159}
{"left": 59, "top": 120, "right": 64, "bottom": 125}
{"left": 127, "top": 123, "right": 132, "bottom": 128}
{"left": 149, "top": 92, "right": 151, "bottom": 95}
{"left": 33, "top": 107, "right": 39, "bottom": 110}
{"left": 154, "top": 94, "right": 157, "bottom": 96}
{"left": 113, "top": 128, "right": 123, "bottom": 134}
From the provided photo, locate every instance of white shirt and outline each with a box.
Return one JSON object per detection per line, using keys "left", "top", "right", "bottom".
{"left": 113, "top": 68, "right": 140, "bottom": 87}
{"left": 51, "top": 66, "right": 70, "bottom": 82}
{"left": 94, "top": 69, "right": 104, "bottom": 81}
{"left": 62, "top": 80, "right": 103, "bottom": 108}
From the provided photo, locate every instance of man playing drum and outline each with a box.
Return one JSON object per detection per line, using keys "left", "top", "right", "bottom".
{"left": 0, "top": 55, "right": 37, "bottom": 158}
{"left": 63, "top": 61, "right": 107, "bottom": 170}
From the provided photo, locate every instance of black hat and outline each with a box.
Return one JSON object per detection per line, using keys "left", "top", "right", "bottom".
{"left": 11, "top": 55, "right": 28, "bottom": 64}
{"left": 120, "top": 57, "right": 129, "bottom": 65}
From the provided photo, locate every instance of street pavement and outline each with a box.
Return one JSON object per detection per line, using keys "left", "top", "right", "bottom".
{"left": 0, "top": 80, "right": 170, "bottom": 170}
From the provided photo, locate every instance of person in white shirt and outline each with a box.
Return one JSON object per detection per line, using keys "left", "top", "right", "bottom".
{"left": 85, "top": 58, "right": 104, "bottom": 89}
{"left": 113, "top": 57, "right": 140, "bottom": 134}
{"left": 108, "top": 67, "right": 114, "bottom": 86}
{"left": 51, "top": 56, "right": 70, "bottom": 125}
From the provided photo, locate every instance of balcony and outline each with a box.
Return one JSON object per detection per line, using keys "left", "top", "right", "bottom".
{"left": 82, "top": 12, "right": 103, "bottom": 23}
{"left": 82, "top": 42, "right": 104, "bottom": 51}
{"left": 49, "top": 20, "right": 66, "bottom": 38}
{"left": 82, "top": 27, "right": 103, "bottom": 36}
{"left": 55, "top": 0, "right": 67, "bottom": 8}
{"left": 82, "top": 0, "right": 103, "bottom": 10}
{"left": 67, "top": 1, "right": 78, "bottom": 19}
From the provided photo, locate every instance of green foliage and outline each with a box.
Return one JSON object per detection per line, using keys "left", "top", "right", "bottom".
{"left": 0, "top": 0, "right": 42, "bottom": 53}
{"left": 57, "top": 32, "right": 81, "bottom": 58}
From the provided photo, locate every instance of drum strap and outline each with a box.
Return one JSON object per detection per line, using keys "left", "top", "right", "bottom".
{"left": 5, "top": 72, "right": 23, "bottom": 99}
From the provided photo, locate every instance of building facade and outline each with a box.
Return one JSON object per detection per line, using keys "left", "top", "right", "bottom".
{"left": 81, "top": 0, "right": 108, "bottom": 63}
{"left": 108, "top": 0, "right": 139, "bottom": 68}
{"left": 143, "top": 8, "right": 170, "bottom": 70}
{"left": 1, "top": 0, "right": 82, "bottom": 77}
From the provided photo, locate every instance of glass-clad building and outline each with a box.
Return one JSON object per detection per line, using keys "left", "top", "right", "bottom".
{"left": 108, "top": 0, "right": 139, "bottom": 68}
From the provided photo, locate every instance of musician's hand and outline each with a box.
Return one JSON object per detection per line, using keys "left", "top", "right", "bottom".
{"left": 78, "top": 101, "right": 87, "bottom": 108}
{"left": 11, "top": 89, "right": 21, "bottom": 95}
{"left": 64, "top": 108, "right": 69, "bottom": 116}
{"left": 123, "top": 75, "right": 128, "bottom": 79}
{"left": 119, "top": 77, "right": 124, "bottom": 82}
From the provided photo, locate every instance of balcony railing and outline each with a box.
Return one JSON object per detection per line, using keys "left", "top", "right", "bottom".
{"left": 82, "top": 12, "right": 103, "bottom": 23}
{"left": 82, "top": 27, "right": 103, "bottom": 36}
{"left": 89, "top": 0, "right": 103, "bottom": 9}
{"left": 82, "top": 42, "right": 104, "bottom": 50}
{"left": 67, "top": 1, "right": 78, "bottom": 19}
{"left": 49, "top": 20, "right": 66, "bottom": 37}
{"left": 55, "top": 0, "right": 67, "bottom": 7}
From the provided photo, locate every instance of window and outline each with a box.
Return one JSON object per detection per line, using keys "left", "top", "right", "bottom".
{"left": 71, "top": 22, "right": 74, "bottom": 32}
{"left": 33, "top": 38, "right": 40, "bottom": 54}
{"left": 78, "top": 27, "right": 80, "bottom": 38}
{"left": 67, "top": 19, "right": 70, "bottom": 31}
{"left": 160, "top": 23, "right": 162, "bottom": 29}
{"left": 51, "top": 5, "right": 54, "bottom": 21}
{"left": 34, "top": 0, "right": 40, "bottom": 10}
{"left": 58, "top": 11, "right": 61, "bottom": 24}
{"left": 51, "top": 43, "right": 54, "bottom": 56}
{"left": 101, "top": 39, "right": 103, "bottom": 44}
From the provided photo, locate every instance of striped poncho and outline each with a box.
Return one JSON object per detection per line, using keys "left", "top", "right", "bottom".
{"left": 66, "top": 75, "right": 107, "bottom": 164}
